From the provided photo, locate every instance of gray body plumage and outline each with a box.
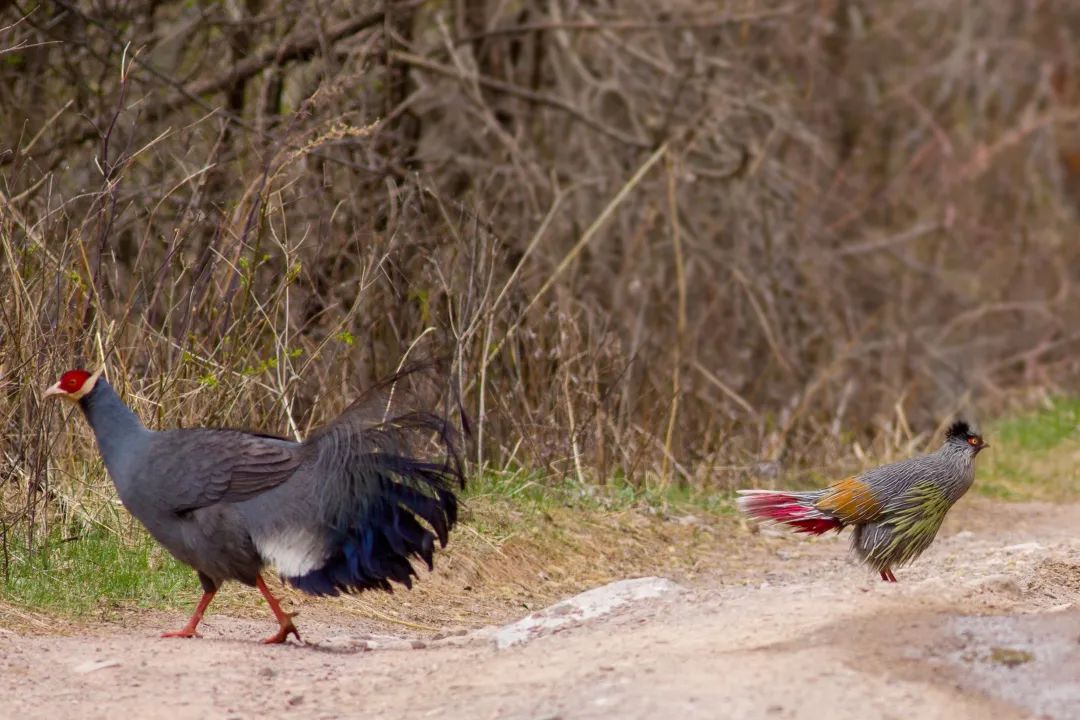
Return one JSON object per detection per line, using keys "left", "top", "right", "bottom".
{"left": 78, "top": 376, "right": 461, "bottom": 595}
{"left": 849, "top": 440, "right": 977, "bottom": 570}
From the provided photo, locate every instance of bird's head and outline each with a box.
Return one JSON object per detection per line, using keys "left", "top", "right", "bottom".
{"left": 945, "top": 419, "right": 989, "bottom": 455}
{"left": 43, "top": 368, "right": 103, "bottom": 402}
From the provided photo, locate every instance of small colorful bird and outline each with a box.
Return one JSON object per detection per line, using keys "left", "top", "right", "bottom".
{"left": 737, "top": 421, "right": 988, "bottom": 582}
{"left": 44, "top": 365, "right": 463, "bottom": 643}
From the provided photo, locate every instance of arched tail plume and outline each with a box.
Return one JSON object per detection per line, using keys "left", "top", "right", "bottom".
{"left": 285, "top": 363, "right": 466, "bottom": 596}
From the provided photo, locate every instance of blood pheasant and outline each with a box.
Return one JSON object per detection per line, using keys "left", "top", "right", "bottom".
{"left": 44, "top": 366, "right": 462, "bottom": 643}
{"left": 737, "top": 421, "right": 988, "bottom": 582}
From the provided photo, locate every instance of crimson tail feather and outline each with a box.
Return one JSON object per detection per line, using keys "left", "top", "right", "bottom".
{"left": 736, "top": 490, "right": 842, "bottom": 535}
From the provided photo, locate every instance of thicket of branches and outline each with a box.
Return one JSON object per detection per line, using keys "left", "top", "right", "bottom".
{"left": 2, "top": 1, "right": 1079, "bottom": 543}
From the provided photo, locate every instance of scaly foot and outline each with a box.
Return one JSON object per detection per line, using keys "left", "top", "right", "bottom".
{"left": 161, "top": 626, "right": 201, "bottom": 639}
{"left": 261, "top": 613, "right": 301, "bottom": 645}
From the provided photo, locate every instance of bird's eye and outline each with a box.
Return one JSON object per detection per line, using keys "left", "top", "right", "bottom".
{"left": 967, "top": 436, "right": 980, "bottom": 446}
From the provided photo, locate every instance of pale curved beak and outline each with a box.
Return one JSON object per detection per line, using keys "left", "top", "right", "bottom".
{"left": 42, "top": 382, "right": 65, "bottom": 399}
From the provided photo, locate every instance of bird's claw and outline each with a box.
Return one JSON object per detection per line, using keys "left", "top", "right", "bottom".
{"left": 161, "top": 628, "right": 202, "bottom": 639}
{"left": 261, "top": 612, "right": 301, "bottom": 645}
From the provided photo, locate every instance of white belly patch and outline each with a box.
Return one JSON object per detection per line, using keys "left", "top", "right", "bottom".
{"left": 255, "top": 528, "right": 329, "bottom": 577}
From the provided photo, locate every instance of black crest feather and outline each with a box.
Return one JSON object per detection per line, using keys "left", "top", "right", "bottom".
{"left": 945, "top": 419, "right": 973, "bottom": 439}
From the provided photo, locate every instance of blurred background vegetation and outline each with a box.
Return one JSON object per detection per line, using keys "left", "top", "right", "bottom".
{"left": 1, "top": 1, "right": 1079, "bottom": 577}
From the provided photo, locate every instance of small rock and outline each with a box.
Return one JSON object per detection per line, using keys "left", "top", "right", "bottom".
{"left": 410, "top": 640, "right": 427, "bottom": 650}
{"left": 287, "top": 694, "right": 304, "bottom": 707}
{"left": 73, "top": 659, "right": 121, "bottom": 674}
{"left": 258, "top": 667, "right": 276, "bottom": 679}
{"left": 988, "top": 647, "right": 1033, "bottom": 667}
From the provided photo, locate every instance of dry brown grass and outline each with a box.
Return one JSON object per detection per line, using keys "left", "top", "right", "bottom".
{"left": 1, "top": 2, "right": 1079, "bottom": 565}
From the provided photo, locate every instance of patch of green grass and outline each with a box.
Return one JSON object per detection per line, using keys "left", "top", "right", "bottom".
{"left": 976, "top": 397, "right": 1080, "bottom": 502}
{"left": 1, "top": 524, "right": 193, "bottom": 615}
{"left": 991, "top": 397, "right": 1080, "bottom": 452}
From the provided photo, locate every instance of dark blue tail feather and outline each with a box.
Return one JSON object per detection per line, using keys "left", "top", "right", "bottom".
{"left": 283, "top": 361, "right": 465, "bottom": 597}
{"left": 285, "top": 460, "right": 461, "bottom": 597}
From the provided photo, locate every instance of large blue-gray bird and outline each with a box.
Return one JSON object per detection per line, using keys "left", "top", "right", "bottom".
{"left": 44, "top": 366, "right": 463, "bottom": 643}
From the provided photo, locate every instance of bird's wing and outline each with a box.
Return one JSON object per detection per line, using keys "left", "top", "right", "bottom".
{"left": 815, "top": 476, "right": 885, "bottom": 523}
{"left": 150, "top": 429, "right": 303, "bottom": 514}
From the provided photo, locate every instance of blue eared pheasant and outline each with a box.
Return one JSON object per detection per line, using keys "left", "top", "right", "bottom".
{"left": 44, "top": 366, "right": 463, "bottom": 643}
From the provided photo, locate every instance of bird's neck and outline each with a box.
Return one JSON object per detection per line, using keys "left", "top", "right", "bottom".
{"left": 78, "top": 379, "right": 149, "bottom": 487}
{"left": 939, "top": 442, "right": 975, "bottom": 467}
{"left": 936, "top": 442, "right": 977, "bottom": 498}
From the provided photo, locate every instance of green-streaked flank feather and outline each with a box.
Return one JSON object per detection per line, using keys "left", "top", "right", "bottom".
{"left": 866, "top": 481, "right": 952, "bottom": 569}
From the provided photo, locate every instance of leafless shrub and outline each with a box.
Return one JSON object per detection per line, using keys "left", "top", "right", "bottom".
{"left": 1, "top": 1, "right": 1078, "bottom": 552}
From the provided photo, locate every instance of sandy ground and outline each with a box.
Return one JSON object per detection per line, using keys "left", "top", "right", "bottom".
{"left": 1, "top": 500, "right": 1078, "bottom": 720}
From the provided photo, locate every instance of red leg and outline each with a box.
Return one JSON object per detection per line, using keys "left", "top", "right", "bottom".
{"left": 879, "top": 568, "right": 898, "bottom": 583}
{"left": 162, "top": 589, "right": 217, "bottom": 638}
{"left": 256, "top": 575, "right": 300, "bottom": 644}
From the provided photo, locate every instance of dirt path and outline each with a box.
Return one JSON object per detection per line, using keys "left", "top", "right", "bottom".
{"left": 2, "top": 500, "right": 1078, "bottom": 719}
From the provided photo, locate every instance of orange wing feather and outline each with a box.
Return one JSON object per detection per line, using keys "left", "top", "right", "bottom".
{"left": 815, "top": 476, "right": 883, "bottom": 523}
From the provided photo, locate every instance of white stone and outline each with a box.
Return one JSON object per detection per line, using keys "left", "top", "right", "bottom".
{"left": 73, "top": 659, "right": 121, "bottom": 674}
{"left": 493, "top": 577, "right": 683, "bottom": 650}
